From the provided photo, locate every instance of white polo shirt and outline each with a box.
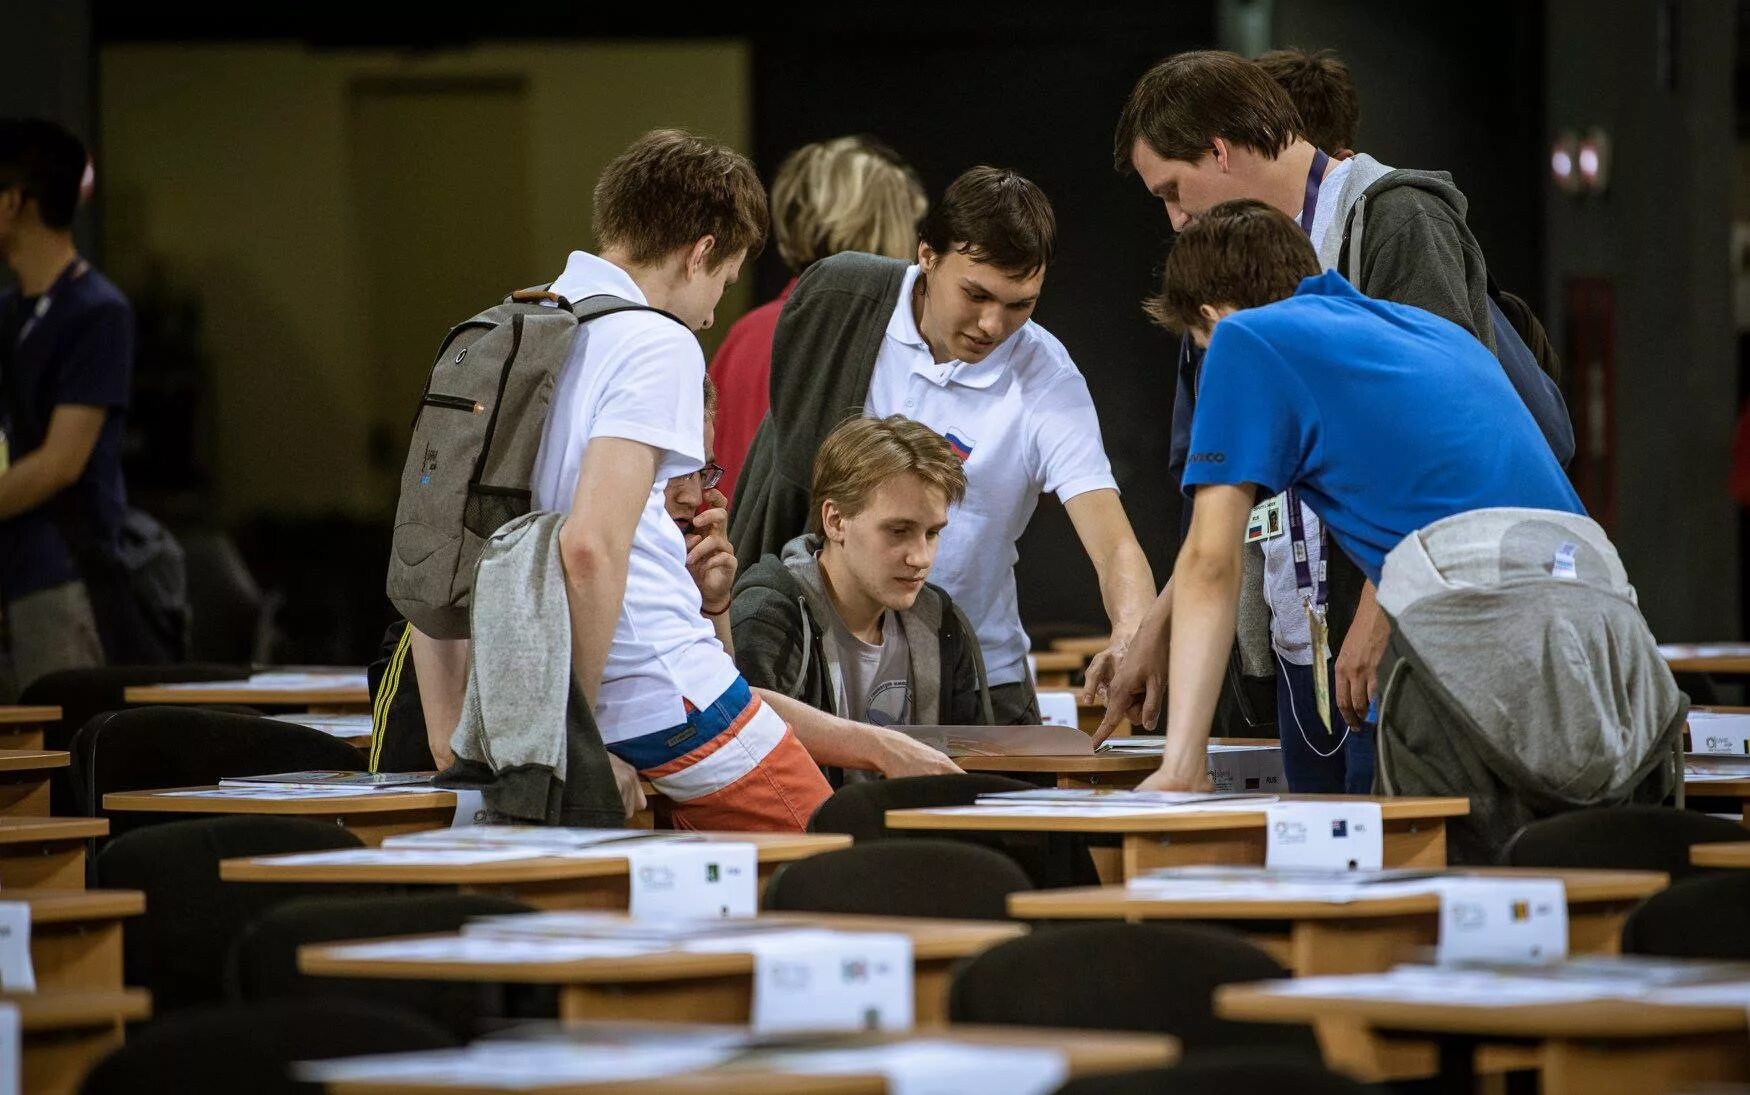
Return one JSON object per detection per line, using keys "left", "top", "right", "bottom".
{"left": 864, "top": 265, "right": 1119, "bottom": 686}
{"left": 529, "top": 250, "right": 740, "bottom": 743}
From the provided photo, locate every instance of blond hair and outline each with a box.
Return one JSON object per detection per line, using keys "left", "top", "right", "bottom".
{"left": 809, "top": 416, "right": 967, "bottom": 534}
{"left": 771, "top": 136, "right": 927, "bottom": 274}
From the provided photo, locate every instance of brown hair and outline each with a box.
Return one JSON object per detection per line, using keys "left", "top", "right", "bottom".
{"left": 1145, "top": 199, "right": 1320, "bottom": 334}
{"left": 917, "top": 166, "right": 1055, "bottom": 279}
{"left": 772, "top": 136, "right": 927, "bottom": 274}
{"left": 1114, "top": 50, "right": 1303, "bottom": 171}
{"left": 809, "top": 416, "right": 968, "bottom": 534}
{"left": 1254, "top": 48, "right": 1359, "bottom": 154}
{"left": 592, "top": 128, "right": 768, "bottom": 270}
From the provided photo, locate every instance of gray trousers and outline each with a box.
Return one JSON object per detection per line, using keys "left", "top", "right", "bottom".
{"left": 0, "top": 581, "right": 104, "bottom": 702}
{"left": 988, "top": 679, "right": 1042, "bottom": 725}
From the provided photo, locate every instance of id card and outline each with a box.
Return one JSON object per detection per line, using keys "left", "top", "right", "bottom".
{"left": 1244, "top": 494, "right": 1287, "bottom": 544}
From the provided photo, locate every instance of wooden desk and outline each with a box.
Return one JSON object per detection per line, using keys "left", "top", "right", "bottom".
{"left": 1049, "top": 636, "right": 1112, "bottom": 658}
{"left": 0, "top": 749, "right": 67, "bottom": 816}
{"left": 0, "top": 706, "right": 60, "bottom": 751}
{"left": 220, "top": 832, "right": 853, "bottom": 910}
{"left": 1663, "top": 644, "right": 1750, "bottom": 676}
{"left": 1691, "top": 841, "right": 1750, "bottom": 868}
{"left": 8, "top": 988, "right": 152, "bottom": 1095}
{"left": 103, "top": 786, "right": 455, "bottom": 846}
{"left": 123, "top": 679, "right": 371, "bottom": 713}
{"left": 300, "top": 912, "right": 1024, "bottom": 1025}
{"left": 886, "top": 796, "right": 1469, "bottom": 878}
{"left": 956, "top": 752, "right": 1161, "bottom": 789}
{"left": 1682, "top": 775, "right": 1750, "bottom": 823}
{"left": 1030, "top": 652, "right": 1082, "bottom": 689}
{"left": 1218, "top": 981, "right": 1750, "bottom": 1095}
{"left": 1010, "top": 868, "right": 1665, "bottom": 975}
{"left": 12, "top": 890, "right": 144, "bottom": 993}
{"left": 321, "top": 1026, "right": 1176, "bottom": 1095}
{"left": 0, "top": 817, "right": 106, "bottom": 889}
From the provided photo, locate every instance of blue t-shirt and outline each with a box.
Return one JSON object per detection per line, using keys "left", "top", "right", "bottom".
{"left": 0, "top": 263, "right": 134, "bottom": 605}
{"left": 1182, "top": 271, "right": 1584, "bottom": 584}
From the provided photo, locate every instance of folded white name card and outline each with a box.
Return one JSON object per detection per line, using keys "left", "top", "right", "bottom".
{"left": 1436, "top": 877, "right": 1569, "bottom": 965}
{"left": 775, "top": 1041, "right": 1070, "bottom": 1095}
{"left": 685, "top": 929, "right": 914, "bottom": 1033}
{"left": 1036, "top": 691, "right": 1081, "bottom": 729}
{"left": 623, "top": 841, "right": 758, "bottom": 919}
{"left": 0, "top": 904, "right": 32, "bottom": 993}
{"left": 1265, "top": 801, "right": 1384, "bottom": 870}
{"left": 1690, "top": 711, "right": 1750, "bottom": 756}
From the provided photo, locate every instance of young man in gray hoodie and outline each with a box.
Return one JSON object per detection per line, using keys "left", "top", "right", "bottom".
{"left": 1098, "top": 50, "right": 1518, "bottom": 789}
{"left": 732, "top": 415, "right": 991, "bottom": 733}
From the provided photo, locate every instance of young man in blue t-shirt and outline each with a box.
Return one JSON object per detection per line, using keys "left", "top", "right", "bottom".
{"left": 1106, "top": 200, "right": 1588, "bottom": 795}
{"left": 0, "top": 119, "right": 134, "bottom": 700}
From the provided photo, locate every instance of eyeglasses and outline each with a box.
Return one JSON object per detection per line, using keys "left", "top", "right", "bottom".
{"left": 692, "top": 462, "right": 724, "bottom": 491}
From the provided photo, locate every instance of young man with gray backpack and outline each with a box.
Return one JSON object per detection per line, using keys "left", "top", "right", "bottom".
{"left": 388, "top": 129, "right": 950, "bottom": 829}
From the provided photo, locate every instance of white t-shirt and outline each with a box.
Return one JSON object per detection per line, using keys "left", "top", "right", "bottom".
{"left": 864, "top": 265, "right": 1119, "bottom": 686}
{"left": 827, "top": 611, "right": 912, "bottom": 727}
{"left": 1261, "top": 156, "right": 1355, "bottom": 664}
{"left": 529, "top": 251, "right": 740, "bottom": 743}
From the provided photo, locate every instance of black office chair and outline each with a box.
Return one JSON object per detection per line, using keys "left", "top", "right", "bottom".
{"left": 181, "top": 531, "right": 269, "bottom": 663}
{"left": 762, "top": 839, "right": 1033, "bottom": 920}
{"left": 77, "top": 997, "right": 457, "bottom": 1095}
{"left": 1051, "top": 1053, "right": 1377, "bottom": 1094}
{"left": 228, "top": 893, "right": 544, "bottom": 1039}
{"left": 71, "top": 706, "right": 367, "bottom": 832}
{"left": 96, "top": 816, "right": 380, "bottom": 1013}
{"left": 1621, "top": 871, "right": 1750, "bottom": 959}
{"left": 809, "top": 774, "right": 1100, "bottom": 888}
{"left": 949, "top": 922, "right": 1316, "bottom": 1059}
{"left": 1501, "top": 805, "right": 1747, "bottom": 880}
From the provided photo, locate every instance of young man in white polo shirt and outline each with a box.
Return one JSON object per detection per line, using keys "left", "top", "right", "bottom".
{"left": 412, "top": 130, "right": 955, "bottom": 830}
{"left": 731, "top": 167, "right": 1155, "bottom": 723}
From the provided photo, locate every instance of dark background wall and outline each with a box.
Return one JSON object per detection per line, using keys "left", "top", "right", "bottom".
{"left": 3, "top": 3, "right": 96, "bottom": 258}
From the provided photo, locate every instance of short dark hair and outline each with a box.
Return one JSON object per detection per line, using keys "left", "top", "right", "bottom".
{"left": 1114, "top": 50, "right": 1303, "bottom": 172}
{"left": 1254, "top": 48, "right": 1359, "bottom": 154}
{"left": 917, "top": 166, "right": 1055, "bottom": 279}
{"left": 592, "top": 128, "right": 768, "bottom": 271}
{"left": 0, "top": 118, "right": 88, "bottom": 230}
{"left": 1145, "top": 199, "right": 1320, "bottom": 334}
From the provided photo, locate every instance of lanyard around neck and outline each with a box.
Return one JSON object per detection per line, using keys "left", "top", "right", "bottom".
{"left": 1298, "top": 149, "right": 1331, "bottom": 235}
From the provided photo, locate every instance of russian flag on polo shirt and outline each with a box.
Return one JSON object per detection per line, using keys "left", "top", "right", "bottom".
{"left": 944, "top": 428, "right": 975, "bottom": 462}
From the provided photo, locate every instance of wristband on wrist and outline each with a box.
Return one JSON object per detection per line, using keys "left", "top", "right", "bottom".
{"left": 702, "top": 598, "right": 731, "bottom": 617}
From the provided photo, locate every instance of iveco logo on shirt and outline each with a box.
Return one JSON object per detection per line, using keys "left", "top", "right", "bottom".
{"left": 1188, "top": 452, "right": 1226, "bottom": 464}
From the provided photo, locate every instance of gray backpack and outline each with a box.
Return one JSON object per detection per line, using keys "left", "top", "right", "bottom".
{"left": 387, "top": 287, "right": 685, "bottom": 639}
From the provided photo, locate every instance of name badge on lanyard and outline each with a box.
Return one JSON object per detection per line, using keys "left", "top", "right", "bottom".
{"left": 1244, "top": 494, "right": 1287, "bottom": 544}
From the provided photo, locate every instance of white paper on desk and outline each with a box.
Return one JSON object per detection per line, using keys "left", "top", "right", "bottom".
{"left": 298, "top": 1042, "right": 731, "bottom": 1088}
{"left": 1125, "top": 876, "right": 1441, "bottom": 905}
{"left": 1266, "top": 801, "right": 1383, "bottom": 870}
{"left": 617, "top": 841, "right": 757, "bottom": 919}
{"left": 686, "top": 929, "right": 914, "bottom": 1032}
{"left": 1036, "top": 691, "right": 1080, "bottom": 728}
{"left": 0, "top": 904, "right": 31, "bottom": 992}
{"left": 159, "top": 786, "right": 381, "bottom": 801}
{"left": 1661, "top": 644, "right": 1750, "bottom": 659}
{"left": 386, "top": 826, "right": 694, "bottom": 852}
{"left": 267, "top": 712, "right": 374, "bottom": 738}
{"left": 0, "top": 1002, "right": 16, "bottom": 1095}
{"left": 1264, "top": 966, "right": 1631, "bottom": 1006}
{"left": 1689, "top": 711, "right": 1750, "bottom": 756}
{"left": 259, "top": 847, "right": 549, "bottom": 867}
{"left": 246, "top": 671, "right": 370, "bottom": 690}
{"left": 772, "top": 1041, "right": 1069, "bottom": 1095}
{"left": 449, "top": 790, "right": 485, "bottom": 827}
{"left": 323, "top": 934, "right": 660, "bottom": 964}
{"left": 1435, "top": 877, "right": 1568, "bottom": 965}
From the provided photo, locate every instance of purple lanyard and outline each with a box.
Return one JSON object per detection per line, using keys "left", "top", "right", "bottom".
{"left": 1287, "top": 150, "right": 1330, "bottom": 608}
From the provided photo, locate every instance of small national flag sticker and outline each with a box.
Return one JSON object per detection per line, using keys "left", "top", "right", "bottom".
{"left": 944, "top": 428, "right": 975, "bottom": 462}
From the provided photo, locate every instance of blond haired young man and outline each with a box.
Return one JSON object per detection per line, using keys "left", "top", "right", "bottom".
{"left": 732, "top": 415, "right": 990, "bottom": 731}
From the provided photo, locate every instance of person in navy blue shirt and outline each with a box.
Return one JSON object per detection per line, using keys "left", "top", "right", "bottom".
{"left": 1102, "top": 200, "right": 1584, "bottom": 791}
{"left": 0, "top": 119, "right": 134, "bottom": 700}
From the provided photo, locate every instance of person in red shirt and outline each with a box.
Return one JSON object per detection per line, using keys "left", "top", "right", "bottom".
{"left": 710, "top": 136, "right": 926, "bottom": 501}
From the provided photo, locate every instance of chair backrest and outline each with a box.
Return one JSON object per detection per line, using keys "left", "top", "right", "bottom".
{"left": 1502, "top": 805, "right": 1747, "bottom": 880}
{"left": 77, "top": 997, "right": 457, "bottom": 1095}
{"left": 949, "top": 922, "right": 1318, "bottom": 1058}
{"left": 1050, "top": 1053, "right": 1375, "bottom": 1095}
{"left": 72, "top": 706, "right": 368, "bottom": 821}
{"left": 228, "top": 893, "right": 536, "bottom": 1038}
{"left": 809, "top": 774, "right": 1099, "bottom": 888}
{"left": 1621, "top": 871, "right": 1750, "bottom": 959}
{"left": 95, "top": 816, "right": 370, "bottom": 1013}
{"left": 181, "top": 531, "right": 268, "bottom": 663}
{"left": 762, "top": 840, "right": 1032, "bottom": 920}
{"left": 19, "top": 663, "right": 252, "bottom": 751}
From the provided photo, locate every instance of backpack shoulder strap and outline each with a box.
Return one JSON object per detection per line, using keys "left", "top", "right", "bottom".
{"left": 565, "top": 292, "right": 687, "bottom": 331}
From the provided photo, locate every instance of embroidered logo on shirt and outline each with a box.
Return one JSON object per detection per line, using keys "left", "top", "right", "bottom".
{"left": 1187, "top": 451, "right": 1226, "bottom": 464}
{"left": 943, "top": 428, "right": 976, "bottom": 462}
